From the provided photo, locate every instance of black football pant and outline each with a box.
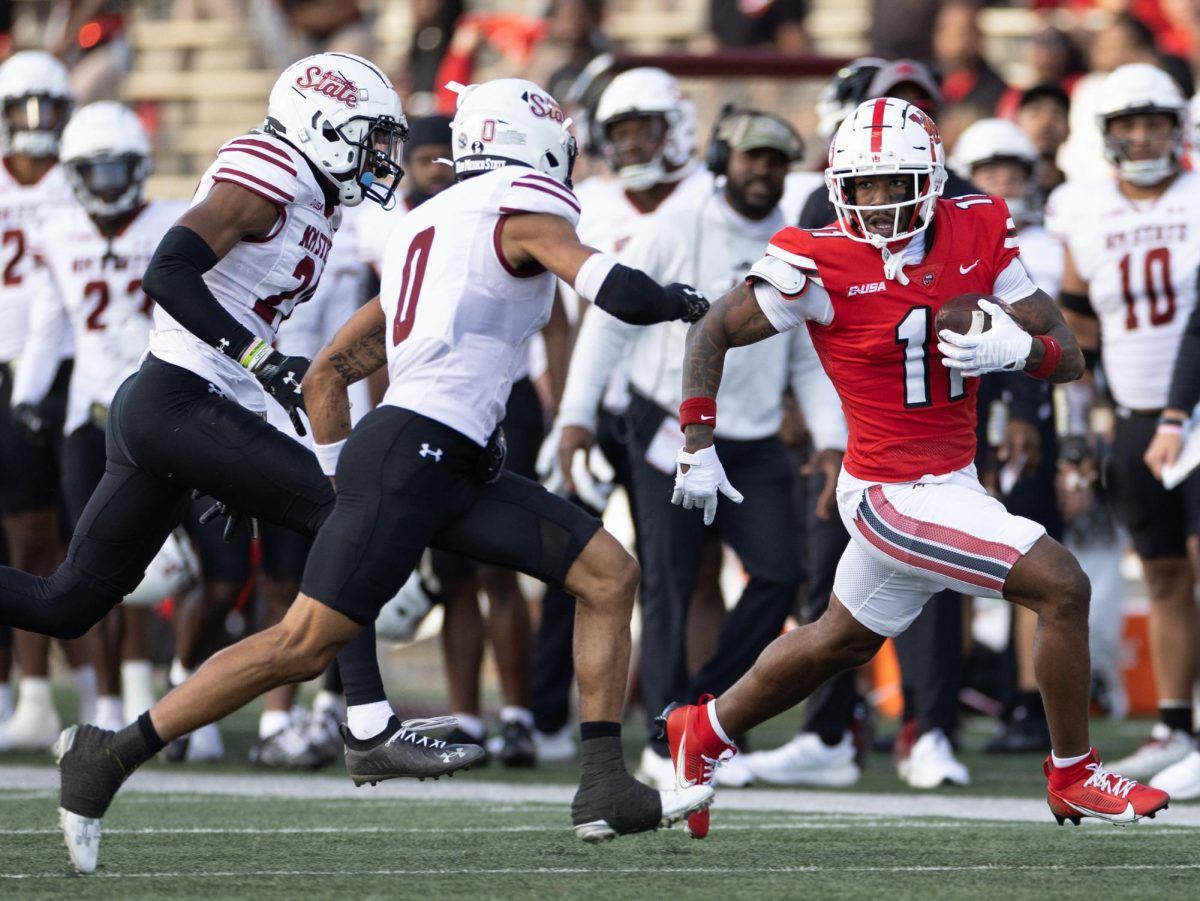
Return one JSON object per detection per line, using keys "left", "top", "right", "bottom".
{"left": 625, "top": 393, "right": 802, "bottom": 750}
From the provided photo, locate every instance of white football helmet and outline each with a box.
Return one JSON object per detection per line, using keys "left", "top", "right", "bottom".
{"left": 815, "top": 57, "right": 887, "bottom": 143}
{"left": 826, "top": 97, "right": 947, "bottom": 250}
{"left": 593, "top": 67, "right": 696, "bottom": 190}
{"left": 60, "top": 102, "right": 152, "bottom": 219}
{"left": 265, "top": 52, "right": 407, "bottom": 207}
{"left": 449, "top": 78, "right": 577, "bottom": 186}
{"left": 0, "top": 50, "right": 73, "bottom": 158}
{"left": 950, "top": 118, "right": 1038, "bottom": 222}
{"left": 1096, "top": 63, "right": 1186, "bottom": 187}
{"left": 126, "top": 531, "right": 200, "bottom": 609}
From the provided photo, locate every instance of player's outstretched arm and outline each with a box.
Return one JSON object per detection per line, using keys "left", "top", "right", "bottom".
{"left": 500, "top": 213, "right": 708, "bottom": 325}
{"left": 303, "top": 297, "right": 387, "bottom": 451}
{"left": 1011, "top": 289, "right": 1085, "bottom": 384}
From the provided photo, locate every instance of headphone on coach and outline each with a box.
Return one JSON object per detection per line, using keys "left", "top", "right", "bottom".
{"left": 704, "top": 104, "right": 806, "bottom": 176}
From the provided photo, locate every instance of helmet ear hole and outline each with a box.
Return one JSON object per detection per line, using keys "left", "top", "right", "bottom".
{"left": 322, "top": 122, "right": 338, "bottom": 141}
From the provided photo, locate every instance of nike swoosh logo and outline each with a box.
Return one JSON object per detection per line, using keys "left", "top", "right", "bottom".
{"left": 700, "top": 415, "right": 714, "bottom": 421}
{"left": 1062, "top": 798, "right": 1134, "bottom": 821}
{"left": 959, "top": 260, "right": 980, "bottom": 274}
{"left": 675, "top": 736, "right": 696, "bottom": 788}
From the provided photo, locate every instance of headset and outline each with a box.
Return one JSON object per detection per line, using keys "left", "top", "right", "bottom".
{"left": 705, "top": 104, "right": 806, "bottom": 177}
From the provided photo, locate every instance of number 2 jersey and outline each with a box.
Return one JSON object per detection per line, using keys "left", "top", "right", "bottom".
{"left": 379, "top": 166, "right": 581, "bottom": 445}
{"left": 1045, "top": 171, "right": 1200, "bottom": 411}
{"left": 0, "top": 160, "right": 75, "bottom": 364}
{"left": 14, "top": 200, "right": 186, "bottom": 434}
{"left": 148, "top": 131, "right": 337, "bottom": 409}
{"left": 753, "top": 196, "right": 1033, "bottom": 483}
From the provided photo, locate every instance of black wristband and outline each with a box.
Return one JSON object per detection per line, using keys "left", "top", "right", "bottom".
{"left": 1158, "top": 413, "right": 1187, "bottom": 427}
{"left": 593, "top": 263, "right": 682, "bottom": 325}
{"left": 1059, "top": 290, "right": 1096, "bottom": 318}
{"left": 143, "top": 225, "right": 257, "bottom": 359}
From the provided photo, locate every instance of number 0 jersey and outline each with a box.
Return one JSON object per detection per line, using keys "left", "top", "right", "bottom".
{"left": 1045, "top": 172, "right": 1200, "bottom": 410}
{"left": 15, "top": 201, "right": 186, "bottom": 434}
{"left": 0, "top": 160, "right": 74, "bottom": 363}
{"left": 148, "top": 131, "right": 337, "bottom": 408}
{"left": 379, "top": 166, "right": 581, "bottom": 445}
{"left": 754, "top": 196, "right": 1029, "bottom": 483}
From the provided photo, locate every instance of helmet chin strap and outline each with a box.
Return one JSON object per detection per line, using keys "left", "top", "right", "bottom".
{"left": 880, "top": 245, "right": 911, "bottom": 285}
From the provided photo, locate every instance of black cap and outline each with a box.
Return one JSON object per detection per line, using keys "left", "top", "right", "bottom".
{"left": 407, "top": 115, "right": 453, "bottom": 150}
{"left": 1019, "top": 83, "right": 1070, "bottom": 114}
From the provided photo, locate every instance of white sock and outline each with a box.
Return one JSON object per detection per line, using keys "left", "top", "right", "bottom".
{"left": 346, "top": 701, "right": 394, "bottom": 740}
{"left": 259, "top": 709, "right": 292, "bottom": 739}
{"left": 452, "top": 712, "right": 485, "bottom": 740}
{"left": 72, "top": 666, "right": 98, "bottom": 722}
{"left": 313, "top": 689, "right": 344, "bottom": 717}
{"left": 0, "top": 684, "right": 11, "bottom": 720}
{"left": 706, "top": 698, "right": 733, "bottom": 746}
{"left": 1051, "top": 749, "right": 1091, "bottom": 769}
{"left": 169, "top": 659, "right": 192, "bottom": 686}
{"left": 16, "top": 676, "right": 53, "bottom": 713}
{"left": 121, "top": 660, "right": 155, "bottom": 724}
{"left": 95, "top": 695, "right": 124, "bottom": 727}
{"left": 499, "top": 705, "right": 533, "bottom": 728}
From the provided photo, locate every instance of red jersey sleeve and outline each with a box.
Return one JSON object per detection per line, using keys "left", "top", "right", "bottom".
{"left": 765, "top": 226, "right": 823, "bottom": 285}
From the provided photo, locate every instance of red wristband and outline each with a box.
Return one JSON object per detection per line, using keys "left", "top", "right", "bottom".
{"left": 679, "top": 397, "right": 717, "bottom": 430}
{"left": 1026, "top": 335, "right": 1061, "bottom": 380}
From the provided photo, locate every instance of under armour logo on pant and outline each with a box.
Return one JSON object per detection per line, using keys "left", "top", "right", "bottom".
{"left": 419, "top": 443, "right": 444, "bottom": 462}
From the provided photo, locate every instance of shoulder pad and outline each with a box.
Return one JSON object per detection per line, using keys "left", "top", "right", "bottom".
{"left": 499, "top": 170, "right": 582, "bottom": 228}
{"left": 748, "top": 255, "right": 808, "bottom": 297}
{"left": 213, "top": 134, "right": 303, "bottom": 206}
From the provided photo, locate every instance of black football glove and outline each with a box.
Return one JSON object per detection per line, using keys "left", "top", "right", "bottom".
{"left": 242, "top": 343, "right": 310, "bottom": 436}
{"left": 11, "top": 402, "right": 47, "bottom": 446}
{"left": 667, "top": 284, "right": 710, "bottom": 323}
{"left": 194, "top": 490, "right": 259, "bottom": 543}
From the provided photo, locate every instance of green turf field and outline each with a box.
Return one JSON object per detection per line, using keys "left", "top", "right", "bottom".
{"left": 0, "top": 707, "right": 1196, "bottom": 899}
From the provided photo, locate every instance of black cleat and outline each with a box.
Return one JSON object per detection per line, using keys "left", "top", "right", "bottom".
{"left": 498, "top": 719, "right": 537, "bottom": 768}
{"left": 341, "top": 716, "right": 485, "bottom": 786}
{"left": 250, "top": 725, "right": 326, "bottom": 770}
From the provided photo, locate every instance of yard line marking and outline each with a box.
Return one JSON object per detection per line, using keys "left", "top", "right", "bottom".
{"left": 6, "top": 864, "right": 1200, "bottom": 880}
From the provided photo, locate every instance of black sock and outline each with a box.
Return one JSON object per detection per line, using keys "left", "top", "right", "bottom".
{"left": 111, "top": 712, "right": 166, "bottom": 771}
{"left": 580, "top": 721, "right": 621, "bottom": 741}
{"left": 1016, "top": 691, "right": 1045, "bottom": 719}
{"left": 1160, "top": 703, "right": 1193, "bottom": 735}
{"left": 572, "top": 723, "right": 661, "bottom": 832}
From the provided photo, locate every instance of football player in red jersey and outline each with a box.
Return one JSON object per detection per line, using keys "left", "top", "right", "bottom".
{"left": 665, "top": 97, "right": 1170, "bottom": 833}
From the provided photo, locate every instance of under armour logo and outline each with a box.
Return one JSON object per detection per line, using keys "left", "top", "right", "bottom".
{"left": 283, "top": 371, "right": 301, "bottom": 394}
{"left": 419, "top": 443, "right": 443, "bottom": 461}
{"left": 439, "top": 747, "right": 466, "bottom": 763}
{"left": 683, "top": 287, "right": 704, "bottom": 299}
{"left": 207, "top": 383, "right": 223, "bottom": 397}
{"left": 218, "top": 338, "right": 231, "bottom": 354}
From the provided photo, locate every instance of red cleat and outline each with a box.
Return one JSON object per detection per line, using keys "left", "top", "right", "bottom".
{"left": 661, "top": 695, "right": 736, "bottom": 839}
{"left": 1044, "top": 749, "right": 1170, "bottom": 827}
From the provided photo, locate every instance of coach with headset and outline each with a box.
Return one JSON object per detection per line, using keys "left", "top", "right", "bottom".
{"left": 556, "top": 109, "right": 846, "bottom": 786}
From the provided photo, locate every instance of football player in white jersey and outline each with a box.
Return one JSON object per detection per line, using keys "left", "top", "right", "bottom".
{"left": 11, "top": 102, "right": 183, "bottom": 735}
{"left": 51, "top": 77, "right": 714, "bottom": 869}
{"left": 1049, "top": 63, "right": 1200, "bottom": 780}
{"left": 0, "top": 50, "right": 103, "bottom": 753}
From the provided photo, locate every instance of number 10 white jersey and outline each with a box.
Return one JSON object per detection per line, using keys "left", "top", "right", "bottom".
{"left": 1046, "top": 172, "right": 1200, "bottom": 410}
{"left": 379, "top": 166, "right": 581, "bottom": 445}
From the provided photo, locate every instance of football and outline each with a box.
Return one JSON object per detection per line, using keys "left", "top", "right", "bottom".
{"left": 935, "top": 293, "right": 1019, "bottom": 337}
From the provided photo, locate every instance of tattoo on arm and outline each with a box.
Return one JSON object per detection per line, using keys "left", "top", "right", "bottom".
{"left": 327, "top": 323, "right": 387, "bottom": 385}
{"left": 1013, "top": 290, "right": 1084, "bottom": 383}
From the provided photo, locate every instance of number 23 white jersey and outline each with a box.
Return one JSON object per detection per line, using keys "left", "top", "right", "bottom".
{"left": 379, "top": 166, "right": 581, "bottom": 445}
{"left": 1046, "top": 172, "right": 1200, "bottom": 410}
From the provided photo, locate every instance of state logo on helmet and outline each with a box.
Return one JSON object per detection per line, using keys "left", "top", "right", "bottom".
{"left": 593, "top": 67, "right": 697, "bottom": 190}
{"left": 0, "top": 50, "right": 73, "bottom": 158}
{"left": 1096, "top": 63, "right": 1186, "bottom": 187}
{"left": 826, "top": 97, "right": 947, "bottom": 249}
{"left": 265, "top": 52, "right": 407, "bottom": 208}
{"left": 60, "top": 102, "right": 152, "bottom": 220}
{"left": 449, "top": 78, "right": 577, "bottom": 186}
{"left": 950, "top": 117, "right": 1039, "bottom": 223}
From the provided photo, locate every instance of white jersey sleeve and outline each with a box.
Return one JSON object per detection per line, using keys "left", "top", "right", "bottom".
{"left": 10, "top": 258, "right": 68, "bottom": 408}
{"left": 748, "top": 255, "right": 834, "bottom": 332}
{"left": 498, "top": 171, "right": 582, "bottom": 227}
{"left": 211, "top": 135, "right": 305, "bottom": 212}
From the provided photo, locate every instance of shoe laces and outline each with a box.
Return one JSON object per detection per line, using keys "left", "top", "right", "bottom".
{"left": 698, "top": 747, "right": 735, "bottom": 786}
{"left": 385, "top": 715, "right": 460, "bottom": 750}
{"left": 1083, "top": 762, "right": 1138, "bottom": 799}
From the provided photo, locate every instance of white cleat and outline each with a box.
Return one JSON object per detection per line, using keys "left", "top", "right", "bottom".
{"left": 1109, "top": 725, "right": 1193, "bottom": 780}
{"left": 744, "top": 732, "right": 860, "bottom": 787}
{"left": 533, "top": 726, "right": 576, "bottom": 763}
{"left": 1150, "top": 748, "right": 1200, "bottom": 800}
{"left": 899, "top": 728, "right": 970, "bottom": 789}
{"left": 571, "top": 784, "right": 714, "bottom": 843}
{"left": 185, "top": 722, "right": 224, "bottom": 762}
{"left": 634, "top": 746, "right": 677, "bottom": 791}
{"left": 713, "top": 745, "right": 755, "bottom": 787}
{"left": 0, "top": 702, "right": 61, "bottom": 752}
{"left": 58, "top": 807, "right": 102, "bottom": 874}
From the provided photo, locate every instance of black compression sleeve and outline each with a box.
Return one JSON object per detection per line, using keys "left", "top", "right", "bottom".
{"left": 142, "top": 226, "right": 257, "bottom": 359}
{"left": 593, "top": 264, "right": 680, "bottom": 325}
{"left": 1167, "top": 295, "right": 1200, "bottom": 412}
{"left": 1059, "top": 290, "right": 1096, "bottom": 318}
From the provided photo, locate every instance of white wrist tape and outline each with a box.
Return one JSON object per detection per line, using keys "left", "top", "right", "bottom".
{"left": 573, "top": 252, "right": 618, "bottom": 304}
{"left": 314, "top": 439, "right": 346, "bottom": 477}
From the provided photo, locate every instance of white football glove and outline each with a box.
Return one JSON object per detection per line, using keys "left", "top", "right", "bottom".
{"left": 938, "top": 298, "right": 1033, "bottom": 378}
{"left": 672, "top": 444, "right": 743, "bottom": 526}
